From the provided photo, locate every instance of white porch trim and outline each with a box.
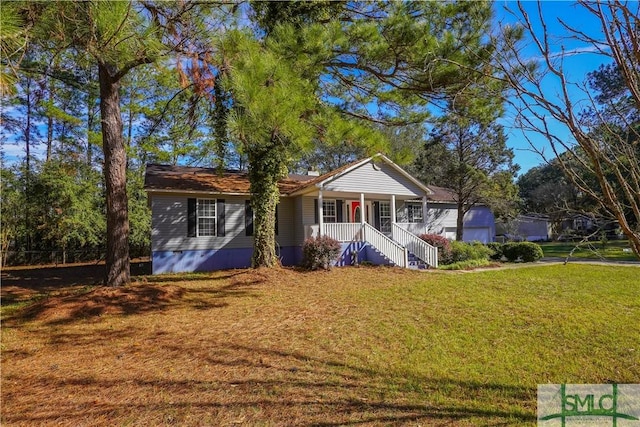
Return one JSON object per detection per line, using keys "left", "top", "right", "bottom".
{"left": 318, "top": 189, "right": 324, "bottom": 236}
{"left": 391, "top": 194, "right": 396, "bottom": 224}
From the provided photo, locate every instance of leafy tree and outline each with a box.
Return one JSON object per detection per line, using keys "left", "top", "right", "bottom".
{"left": 123, "top": 65, "right": 210, "bottom": 167}
{"left": 127, "top": 166, "right": 151, "bottom": 258}
{"left": 216, "top": 29, "right": 382, "bottom": 267}
{"left": 30, "top": 159, "right": 105, "bottom": 263}
{"left": 0, "top": 2, "right": 27, "bottom": 96}
{"left": 16, "top": 1, "right": 209, "bottom": 284}
{"left": 517, "top": 158, "right": 600, "bottom": 235}
{"left": 494, "top": 0, "right": 640, "bottom": 258}
{"left": 0, "top": 163, "right": 25, "bottom": 266}
{"left": 215, "top": 1, "right": 509, "bottom": 266}
{"left": 415, "top": 113, "right": 519, "bottom": 240}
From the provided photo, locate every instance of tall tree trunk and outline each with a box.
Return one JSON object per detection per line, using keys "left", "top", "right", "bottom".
{"left": 87, "top": 68, "right": 97, "bottom": 166}
{"left": 126, "top": 85, "right": 134, "bottom": 169}
{"left": 248, "top": 144, "right": 283, "bottom": 268}
{"left": 45, "top": 75, "right": 54, "bottom": 162}
{"left": 456, "top": 201, "right": 465, "bottom": 241}
{"left": 99, "top": 63, "right": 130, "bottom": 286}
{"left": 24, "top": 76, "right": 33, "bottom": 255}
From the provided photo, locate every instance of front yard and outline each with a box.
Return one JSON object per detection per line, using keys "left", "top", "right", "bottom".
{"left": 538, "top": 239, "right": 638, "bottom": 261}
{"left": 2, "top": 264, "right": 639, "bottom": 425}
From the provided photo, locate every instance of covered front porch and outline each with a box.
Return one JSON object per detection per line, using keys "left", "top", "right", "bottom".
{"left": 302, "top": 191, "right": 438, "bottom": 268}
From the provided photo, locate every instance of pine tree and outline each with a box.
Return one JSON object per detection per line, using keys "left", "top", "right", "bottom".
{"left": 17, "top": 1, "right": 208, "bottom": 284}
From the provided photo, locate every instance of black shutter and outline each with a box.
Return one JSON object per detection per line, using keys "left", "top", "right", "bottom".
{"left": 245, "top": 200, "right": 254, "bottom": 236}
{"left": 275, "top": 204, "right": 279, "bottom": 235}
{"left": 314, "top": 199, "right": 319, "bottom": 224}
{"left": 373, "top": 201, "right": 381, "bottom": 230}
{"left": 217, "top": 199, "right": 225, "bottom": 237}
{"left": 336, "top": 199, "right": 343, "bottom": 222}
{"left": 187, "top": 198, "right": 196, "bottom": 237}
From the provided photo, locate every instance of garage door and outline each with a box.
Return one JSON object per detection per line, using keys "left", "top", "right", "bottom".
{"left": 444, "top": 227, "right": 457, "bottom": 240}
{"left": 463, "top": 227, "right": 491, "bottom": 243}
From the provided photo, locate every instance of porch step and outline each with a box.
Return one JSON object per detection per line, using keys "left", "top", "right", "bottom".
{"left": 408, "top": 252, "right": 429, "bottom": 270}
{"left": 367, "top": 245, "right": 429, "bottom": 269}
{"left": 368, "top": 246, "right": 398, "bottom": 267}
{"left": 407, "top": 261, "right": 428, "bottom": 270}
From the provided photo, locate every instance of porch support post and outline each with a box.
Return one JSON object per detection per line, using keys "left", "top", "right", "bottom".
{"left": 391, "top": 195, "right": 396, "bottom": 224}
{"left": 318, "top": 189, "right": 324, "bottom": 236}
{"left": 422, "top": 195, "right": 428, "bottom": 233}
{"left": 360, "top": 192, "right": 365, "bottom": 241}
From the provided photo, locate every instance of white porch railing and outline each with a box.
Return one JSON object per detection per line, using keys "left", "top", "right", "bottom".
{"left": 324, "top": 223, "right": 363, "bottom": 242}
{"left": 363, "top": 223, "right": 407, "bottom": 268}
{"left": 304, "top": 222, "right": 411, "bottom": 268}
{"left": 394, "top": 222, "right": 427, "bottom": 236}
{"left": 392, "top": 223, "right": 438, "bottom": 268}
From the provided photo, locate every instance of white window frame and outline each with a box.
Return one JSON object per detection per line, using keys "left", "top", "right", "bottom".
{"left": 379, "top": 201, "right": 391, "bottom": 233}
{"left": 407, "top": 201, "right": 423, "bottom": 223}
{"left": 322, "top": 199, "right": 337, "bottom": 223}
{"left": 197, "top": 198, "right": 216, "bottom": 237}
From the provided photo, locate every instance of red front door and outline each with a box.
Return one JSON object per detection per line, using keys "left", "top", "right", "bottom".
{"left": 351, "top": 202, "right": 362, "bottom": 223}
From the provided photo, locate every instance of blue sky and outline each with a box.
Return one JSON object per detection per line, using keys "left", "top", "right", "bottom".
{"left": 1, "top": 2, "right": 613, "bottom": 175}
{"left": 494, "top": 1, "right": 612, "bottom": 175}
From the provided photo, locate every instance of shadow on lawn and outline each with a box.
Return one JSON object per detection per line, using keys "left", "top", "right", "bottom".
{"left": 3, "top": 275, "right": 264, "bottom": 326}
{"left": 0, "top": 261, "right": 152, "bottom": 289}
{"left": 3, "top": 339, "right": 537, "bottom": 426}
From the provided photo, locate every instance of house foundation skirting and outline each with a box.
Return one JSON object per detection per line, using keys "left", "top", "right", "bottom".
{"left": 151, "top": 246, "right": 301, "bottom": 274}
{"left": 151, "top": 241, "right": 399, "bottom": 274}
{"left": 335, "top": 242, "right": 393, "bottom": 267}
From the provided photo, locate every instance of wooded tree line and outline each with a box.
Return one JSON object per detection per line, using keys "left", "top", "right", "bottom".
{"left": 1, "top": 1, "right": 638, "bottom": 283}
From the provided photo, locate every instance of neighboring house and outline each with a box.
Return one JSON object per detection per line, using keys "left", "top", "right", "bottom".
{"left": 560, "top": 214, "right": 595, "bottom": 235}
{"left": 496, "top": 214, "right": 552, "bottom": 242}
{"left": 144, "top": 154, "right": 496, "bottom": 274}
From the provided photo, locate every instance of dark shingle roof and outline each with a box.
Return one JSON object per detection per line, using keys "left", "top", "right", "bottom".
{"left": 425, "top": 185, "right": 457, "bottom": 203}
{"left": 144, "top": 164, "right": 314, "bottom": 195}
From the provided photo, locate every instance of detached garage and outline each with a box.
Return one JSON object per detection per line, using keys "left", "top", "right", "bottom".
{"left": 463, "top": 207, "right": 495, "bottom": 244}
{"left": 463, "top": 227, "right": 491, "bottom": 243}
{"left": 423, "top": 186, "right": 496, "bottom": 244}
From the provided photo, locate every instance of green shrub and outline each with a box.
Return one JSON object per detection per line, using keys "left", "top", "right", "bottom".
{"left": 448, "top": 240, "right": 492, "bottom": 264}
{"left": 438, "top": 259, "right": 491, "bottom": 270}
{"left": 518, "top": 242, "right": 544, "bottom": 262}
{"left": 419, "top": 233, "right": 452, "bottom": 263}
{"left": 486, "top": 242, "right": 504, "bottom": 261}
{"left": 502, "top": 241, "right": 544, "bottom": 262}
{"left": 502, "top": 242, "right": 518, "bottom": 262}
{"left": 301, "top": 236, "right": 342, "bottom": 270}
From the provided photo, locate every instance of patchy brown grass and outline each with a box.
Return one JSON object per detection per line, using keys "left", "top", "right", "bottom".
{"left": 2, "top": 264, "right": 638, "bottom": 426}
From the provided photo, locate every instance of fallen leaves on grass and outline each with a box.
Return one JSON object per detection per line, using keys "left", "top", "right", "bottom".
{"left": 13, "top": 284, "right": 185, "bottom": 325}
{"left": 2, "top": 265, "right": 638, "bottom": 426}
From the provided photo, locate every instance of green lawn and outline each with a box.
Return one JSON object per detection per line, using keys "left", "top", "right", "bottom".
{"left": 538, "top": 239, "right": 639, "bottom": 261}
{"left": 2, "top": 264, "right": 639, "bottom": 425}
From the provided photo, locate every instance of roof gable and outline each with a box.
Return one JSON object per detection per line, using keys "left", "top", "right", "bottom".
{"left": 289, "top": 153, "right": 433, "bottom": 196}
{"left": 321, "top": 159, "right": 424, "bottom": 196}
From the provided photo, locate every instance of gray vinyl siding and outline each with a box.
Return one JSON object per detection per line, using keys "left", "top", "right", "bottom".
{"left": 151, "top": 194, "right": 297, "bottom": 251}
{"left": 322, "top": 161, "right": 423, "bottom": 196}
{"left": 276, "top": 197, "right": 296, "bottom": 247}
{"left": 425, "top": 203, "right": 458, "bottom": 235}
{"left": 301, "top": 196, "right": 316, "bottom": 227}
{"left": 293, "top": 196, "right": 305, "bottom": 245}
